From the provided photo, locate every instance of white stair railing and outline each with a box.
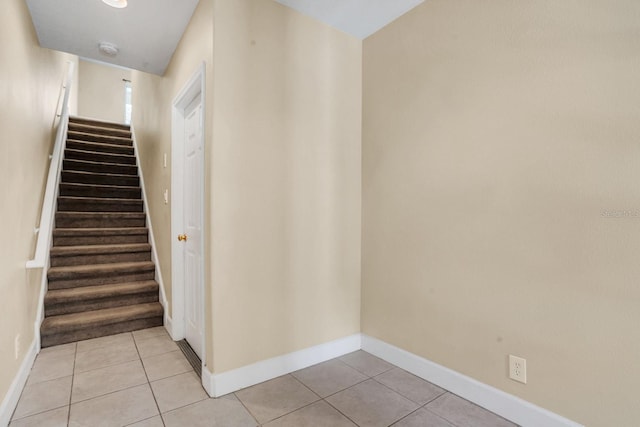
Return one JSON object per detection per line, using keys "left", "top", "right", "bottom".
{"left": 26, "top": 61, "right": 75, "bottom": 269}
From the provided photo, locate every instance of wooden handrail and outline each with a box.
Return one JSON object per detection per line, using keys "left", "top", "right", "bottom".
{"left": 26, "top": 62, "right": 75, "bottom": 269}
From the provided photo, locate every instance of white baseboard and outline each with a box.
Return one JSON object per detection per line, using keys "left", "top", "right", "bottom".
{"left": 361, "top": 335, "right": 583, "bottom": 427}
{"left": 203, "top": 334, "right": 362, "bottom": 397}
{"left": 0, "top": 340, "right": 38, "bottom": 427}
{"left": 164, "top": 315, "right": 175, "bottom": 341}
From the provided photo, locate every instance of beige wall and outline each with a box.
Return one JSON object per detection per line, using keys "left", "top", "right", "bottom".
{"left": 131, "top": 0, "right": 214, "bottom": 361}
{"left": 362, "top": 1, "right": 640, "bottom": 426}
{"left": 0, "top": 0, "right": 77, "bottom": 407}
{"left": 132, "top": 0, "right": 361, "bottom": 373}
{"left": 78, "top": 60, "right": 131, "bottom": 123}
{"left": 210, "top": 0, "right": 362, "bottom": 372}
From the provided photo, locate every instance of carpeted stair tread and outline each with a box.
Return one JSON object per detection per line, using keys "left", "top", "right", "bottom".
{"left": 48, "top": 261, "right": 155, "bottom": 279}
{"left": 69, "top": 116, "right": 130, "bottom": 131}
{"left": 45, "top": 281, "right": 158, "bottom": 304}
{"left": 59, "top": 182, "right": 141, "bottom": 199}
{"left": 53, "top": 227, "right": 148, "bottom": 236}
{"left": 50, "top": 243, "right": 151, "bottom": 266}
{"left": 53, "top": 227, "right": 148, "bottom": 246}
{"left": 55, "top": 212, "right": 146, "bottom": 228}
{"left": 66, "top": 131, "right": 133, "bottom": 147}
{"left": 51, "top": 243, "right": 151, "bottom": 257}
{"left": 62, "top": 170, "right": 140, "bottom": 187}
{"left": 68, "top": 123, "right": 132, "bottom": 138}
{"left": 63, "top": 158, "right": 138, "bottom": 175}
{"left": 64, "top": 148, "right": 137, "bottom": 165}
{"left": 57, "top": 196, "right": 143, "bottom": 212}
{"left": 66, "top": 139, "right": 134, "bottom": 156}
{"left": 41, "top": 303, "right": 163, "bottom": 335}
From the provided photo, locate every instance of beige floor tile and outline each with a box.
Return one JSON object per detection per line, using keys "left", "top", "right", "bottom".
{"left": 392, "top": 408, "right": 455, "bottom": 427}
{"left": 326, "top": 379, "right": 418, "bottom": 427}
{"left": 72, "top": 359, "right": 148, "bottom": 403}
{"left": 426, "top": 393, "right": 517, "bottom": 427}
{"left": 339, "top": 351, "right": 394, "bottom": 377}
{"left": 162, "top": 398, "right": 257, "bottom": 427}
{"left": 12, "top": 376, "right": 72, "bottom": 420}
{"left": 142, "top": 350, "right": 192, "bottom": 381}
{"left": 150, "top": 372, "right": 208, "bottom": 413}
{"left": 76, "top": 333, "right": 134, "bottom": 353}
{"left": 74, "top": 339, "right": 139, "bottom": 373}
{"left": 135, "top": 334, "right": 178, "bottom": 359}
{"left": 26, "top": 350, "right": 75, "bottom": 386}
{"left": 221, "top": 393, "right": 239, "bottom": 402}
{"left": 235, "top": 375, "right": 320, "bottom": 424}
{"left": 375, "top": 368, "right": 445, "bottom": 405}
{"left": 9, "top": 406, "right": 69, "bottom": 427}
{"left": 39, "top": 342, "right": 76, "bottom": 357}
{"left": 292, "top": 359, "right": 367, "bottom": 397}
{"left": 132, "top": 327, "right": 168, "bottom": 341}
{"left": 125, "top": 415, "right": 164, "bottom": 427}
{"left": 263, "top": 400, "right": 357, "bottom": 427}
{"left": 68, "top": 384, "right": 158, "bottom": 427}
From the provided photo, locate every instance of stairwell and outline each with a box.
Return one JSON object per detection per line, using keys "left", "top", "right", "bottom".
{"left": 40, "top": 117, "right": 163, "bottom": 347}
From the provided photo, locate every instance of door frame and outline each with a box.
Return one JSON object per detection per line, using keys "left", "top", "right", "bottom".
{"left": 171, "top": 62, "right": 206, "bottom": 364}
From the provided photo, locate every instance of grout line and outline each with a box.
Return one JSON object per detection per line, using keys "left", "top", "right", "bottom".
{"left": 421, "top": 389, "right": 448, "bottom": 407}
{"left": 389, "top": 406, "right": 424, "bottom": 427}
{"left": 11, "top": 404, "right": 70, "bottom": 423}
{"left": 232, "top": 392, "right": 261, "bottom": 426}
{"left": 67, "top": 342, "right": 78, "bottom": 426}
{"left": 319, "top": 377, "right": 370, "bottom": 401}
{"left": 287, "top": 373, "right": 363, "bottom": 427}
{"left": 132, "top": 333, "right": 166, "bottom": 426}
{"left": 322, "top": 397, "right": 361, "bottom": 427}
{"left": 421, "top": 406, "right": 461, "bottom": 427}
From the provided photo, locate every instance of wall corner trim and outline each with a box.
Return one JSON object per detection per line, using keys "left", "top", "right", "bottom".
{"left": 361, "top": 335, "right": 584, "bottom": 427}
{"left": 203, "top": 334, "right": 362, "bottom": 397}
{"left": 0, "top": 340, "right": 38, "bottom": 426}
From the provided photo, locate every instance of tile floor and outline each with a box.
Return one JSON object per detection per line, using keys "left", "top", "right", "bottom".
{"left": 10, "top": 327, "right": 518, "bottom": 427}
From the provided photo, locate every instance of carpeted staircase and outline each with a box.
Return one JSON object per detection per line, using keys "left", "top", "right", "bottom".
{"left": 40, "top": 117, "right": 163, "bottom": 347}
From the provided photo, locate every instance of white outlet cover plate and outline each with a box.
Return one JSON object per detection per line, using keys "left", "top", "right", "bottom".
{"left": 509, "top": 355, "right": 527, "bottom": 384}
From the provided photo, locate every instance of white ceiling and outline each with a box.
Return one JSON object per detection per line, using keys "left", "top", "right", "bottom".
{"left": 274, "top": 0, "right": 425, "bottom": 39}
{"left": 26, "top": 0, "right": 199, "bottom": 75}
{"left": 26, "top": 0, "right": 423, "bottom": 75}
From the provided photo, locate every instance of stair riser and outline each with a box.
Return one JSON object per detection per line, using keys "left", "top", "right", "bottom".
{"left": 57, "top": 198, "right": 143, "bottom": 213}
{"left": 48, "top": 270, "right": 155, "bottom": 290}
{"left": 53, "top": 234, "right": 148, "bottom": 246}
{"left": 65, "top": 149, "right": 136, "bottom": 165}
{"left": 68, "top": 124, "right": 132, "bottom": 139}
{"left": 69, "top": 118, "right": 130, "bottom": 131}
{"left": 62, "top": 171, "right": 139, "bottom": 187}
{"left": 67, "top": 131, "right": 132, "bottom": 147}
{"left": 50, "top": 250, "right": 151, "bottom": 267}
{"left": 41, "top": 316, "right": 163, "bottom": 348}
{"left": 67, "top": 140, "right": 134, "bottom": 156}
{"left": 59, "top": 184, "right": 141, "bottom": 199}
{"left": 63, "top": 159, "right": 138, "bottom": 176}
{"left": 55, "top": 215, "right": 146, "bottom": 228}
{"left": 45, "top": 293, "right": 159, "bottom": 316}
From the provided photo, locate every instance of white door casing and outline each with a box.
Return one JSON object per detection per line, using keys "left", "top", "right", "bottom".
{"left": 171, "top": 63, "right": 206, "bottom": 363}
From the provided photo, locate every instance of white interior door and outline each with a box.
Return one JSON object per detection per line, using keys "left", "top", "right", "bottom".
{"left": 182, "top": 95, "right": 204, "bottom": 358}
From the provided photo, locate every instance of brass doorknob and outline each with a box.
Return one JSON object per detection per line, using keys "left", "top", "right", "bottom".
{"left": 177, "top": 234, "right": 188, "bottom": 242}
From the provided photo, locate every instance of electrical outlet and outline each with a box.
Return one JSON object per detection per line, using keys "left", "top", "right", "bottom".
{"left": 14, "top": 334, "right": 21, "bottom": 360}
{"left": 509, "top": 355, "right": 527, "bottom": 384}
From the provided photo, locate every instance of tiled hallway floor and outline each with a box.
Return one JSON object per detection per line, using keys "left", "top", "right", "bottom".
{"left": 10, "top": 327, "right": 517, "bottom": 427}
